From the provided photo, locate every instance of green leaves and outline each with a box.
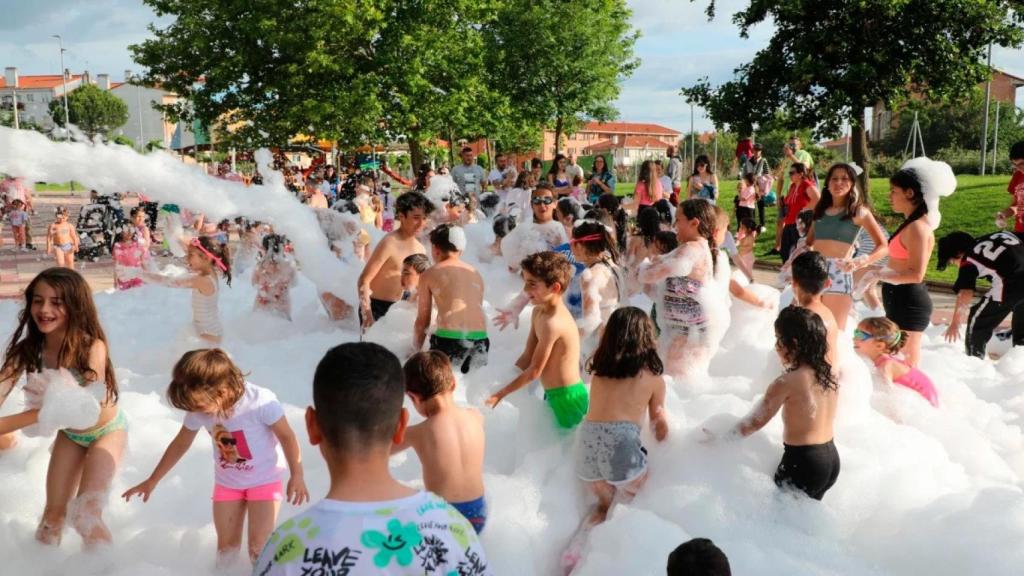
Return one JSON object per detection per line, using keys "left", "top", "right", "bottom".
{"left": 131, "top": 0, "right": 639, "bottom": 161}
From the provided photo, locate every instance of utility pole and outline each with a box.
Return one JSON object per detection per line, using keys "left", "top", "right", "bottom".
{"left": 133, "top": 73, "right": 144, "bottom": 151}
{"left": 689, "top": 102, "right": 695, "bottom": 170}
{"left": 992, "top": 101, "right": 1001, "bottom": 174}
{"left": 981, "top": 44, "right": 993, "bottom": 175}
{"left": 53, "top": 35, "right": 71, "bottom": 144}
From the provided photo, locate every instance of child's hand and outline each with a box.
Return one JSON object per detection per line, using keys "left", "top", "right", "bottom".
{"left": 286, "top": 474, "right": 309, "bottom": 506}
{"left": 122, "top": 478, "right": 158, "bottom": 503}
{"left": 493, "top": 308, "right": 519, "bottom": 331}
{"left": 653, "top": 417, "right": 669, "bottom": 442}
{"left": 484, "top": 393, "right": 503, "bottom": 409}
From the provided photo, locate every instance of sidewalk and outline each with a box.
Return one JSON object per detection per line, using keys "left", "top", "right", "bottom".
{"left": 1, "top": 193, "right": 115, "bottom": 299}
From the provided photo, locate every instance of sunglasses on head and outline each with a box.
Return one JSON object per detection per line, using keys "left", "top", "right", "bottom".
{"left": 218, "top": 437, "right": 238, "bottom": 447}
{"left": 852, "top": 329, "right": 875, "bottom": 341}
{"left": 532, "top": 196, "right": 554, "bottom": 206}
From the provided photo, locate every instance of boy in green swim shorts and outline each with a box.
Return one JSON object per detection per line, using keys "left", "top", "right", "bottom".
{"left": 486, "top": 251, "right": 588, "bottom": 430}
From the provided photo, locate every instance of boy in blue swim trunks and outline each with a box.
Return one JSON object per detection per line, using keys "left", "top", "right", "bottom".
{"left": 396, "top": 351, "right": 487, "bottom": 533}
{"left": 486, "top": 251, "right": 589, "bottom": 431}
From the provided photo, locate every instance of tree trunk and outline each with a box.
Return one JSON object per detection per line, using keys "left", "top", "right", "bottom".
{"left": 409, "top": 137, "right": 423, "bottom": 172}
{"left": 850, "top": 108, "right": 870, "bottom": 196}
{"left": 554, "top": 116, "right": 564, "bottom": 157}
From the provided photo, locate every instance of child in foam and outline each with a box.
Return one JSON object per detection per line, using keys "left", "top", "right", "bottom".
{"left": 252, "top": 234, "right": 298, "bottom": 321}
{"left": 357, "top": 191, "right": 435, "bottom": 330}
{"left": 400, "top": 253, "right": 430, "bottom": 303}
{"left": 7, "top": 198, "right": 29, "bottom": 251}
{"left": 854, "top": 317, "right": 939, "bottom": 407}
{"left": 638, "top": 199, "right": 721, "bottom": 381}
{"left": 577, "top": 307, "right": 668, "bottom": 524}
{"left": 46, "top": 206, "right": 79, "bottom": 269}
{"left": 254, "top": 342, "right": 490, "bottom": 575}
{"left": 413, "top": 224, "right": 489, "bottom": 374}
{"left": 130, "top": 206, "right": 152, "bottom": 251}
{"left": 486, "top": 252, "right": 589, "bottom": 431}
{"left": 0, "top": 268, "right": 126, "bottom": 548}
{"left": 123, "top": 349, "right": 308, "bottom": 565}
{"left": 138, "top": 236, "right": 232, "bottom": 344}
{"left": 112, "top": 223, "right": 149, "bottom": 290}
{"left": 789, "top": 252, "right": 840, "bottom": 367}
{"left": 571, "top": 220, "right": 624, "bottom": 343}
{"left": 395, "top": 351, "right": 487, "bottom": 534}
{"left": 709, "top": 307, "right": 841, "bottom": 501}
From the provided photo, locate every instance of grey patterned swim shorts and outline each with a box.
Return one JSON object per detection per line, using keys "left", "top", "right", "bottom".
{"left": 576, "top": 421, "right": 648, "bottom": 485}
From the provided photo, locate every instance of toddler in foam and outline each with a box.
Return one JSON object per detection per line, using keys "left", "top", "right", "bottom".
{"left": 123, "top": 349, "right": 308, "bottom": 565}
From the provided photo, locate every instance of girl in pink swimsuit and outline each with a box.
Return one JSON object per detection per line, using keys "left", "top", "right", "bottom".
{"left": 112, "top": 224, "right": 149, "bottom": 290}
{"left": 853, "top": 316, "right": 939, "bottom": 407}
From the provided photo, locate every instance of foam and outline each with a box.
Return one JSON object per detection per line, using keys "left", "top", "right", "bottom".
{"left": 0, "top": 130, "right": 1021, "bottom": 575}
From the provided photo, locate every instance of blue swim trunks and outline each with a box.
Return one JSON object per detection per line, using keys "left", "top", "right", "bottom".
{"left": 451, "top": 495, "right": 487, "bottom": 534}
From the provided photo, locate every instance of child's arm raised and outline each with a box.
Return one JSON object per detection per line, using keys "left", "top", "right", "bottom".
{"left": 138, "top": 270, "right": 206, "bottom": 290}
{"left": 735, "top": 375, "right": 790, "bottom": 437}
{"left": 270, "top": 417, "right": 309, "bottom": 506}
{"left": 122, "top": 425, "right": 198, "bottom": 502}
{"left": 486, "top": 316, "right": 556, "bottom": 408}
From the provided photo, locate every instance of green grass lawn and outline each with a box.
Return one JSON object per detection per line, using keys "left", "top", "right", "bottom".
{"left": 613, "top": 174, "right": 1013, "bottom": 284}
{"left": 723, "top": 175, "right": 1011, "bottom": 284}
{"left": 33, "top": 182, "right": 84, "bottom": 193}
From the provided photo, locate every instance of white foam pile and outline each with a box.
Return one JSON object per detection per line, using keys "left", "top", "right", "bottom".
{"left": 0, "top": 129, "right": 1023, "bottom": 575}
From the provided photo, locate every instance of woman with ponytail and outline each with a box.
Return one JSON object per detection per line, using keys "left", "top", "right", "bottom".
{"left": 857, "top": 158, "right": 956, "bottom": 366}
{"left": 638, "top": 199, "right": 719, "bottom": 380}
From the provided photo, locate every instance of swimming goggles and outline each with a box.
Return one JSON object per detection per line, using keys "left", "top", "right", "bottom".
{"left": 852, "top": 329, "right": 874, "bottom": 341}
{"left": 531, "top": 197, "right": 554, "bottom": 206}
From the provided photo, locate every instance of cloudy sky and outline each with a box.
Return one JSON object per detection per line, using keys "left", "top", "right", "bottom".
{"left": 3, "top": 0, "right": 1023, "bottom": 135}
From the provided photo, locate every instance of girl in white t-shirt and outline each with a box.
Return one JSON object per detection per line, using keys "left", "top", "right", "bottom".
{"left": 123, "top": 349, "right": 308, "bottom": 565}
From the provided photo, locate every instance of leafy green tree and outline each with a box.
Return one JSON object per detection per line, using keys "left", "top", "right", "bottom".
{"left": 49, "top": 83, "right": 129, "bottom": 139}
{"left": 486, "top": 0, "right": 639, "bottom": 151}
{"left": 683, "top": 0, "right": 1024, "bottom": 191}
{"left": 132, "top": 0, "right": 505, "bottom": 168}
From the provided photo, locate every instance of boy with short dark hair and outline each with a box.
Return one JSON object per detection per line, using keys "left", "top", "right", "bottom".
{"left": 254, "top": 342, "right": 491, "bottom": 575}
{"left": 486, "top": 252, "right": 588, "bottom": 430}
{"left": 400, "top": 253, "right": 430, "bottom": 303}
{"left": 414, "top": 224, "right": 489, "bottom": 373}
{"left": 667, "top": 538, "right": 732, "bottom": 576}
{"left": 791, "top": 251, "right": 838, "bottom": 364}
{"left": 395, "top": 352, "right": 487, "bottom": 533}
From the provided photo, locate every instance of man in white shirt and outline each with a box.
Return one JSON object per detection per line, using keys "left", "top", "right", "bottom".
{"left": 565, "top": 153, "right": 585, "bottom": 186}
{"left": 487, "top": 153, "right": 518, "bottom": 202}
{"left": 451, "top": 147, "right": 487, "bottom": 199}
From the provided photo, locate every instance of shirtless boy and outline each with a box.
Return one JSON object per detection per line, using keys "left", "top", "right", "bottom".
{"left": 414, "top": 224, "right": 489, "bottom": 373}
{"left": 357, "top": 191, "right": 434, "bottom": 328}
{"left": 790, "top": 251, "right": 838, "bottom": 365}
{"left": 396, "top": 351, "right": 487, "bottom": 533}
{"left": 486, "top": 251, "right": 588, "bottom": 430}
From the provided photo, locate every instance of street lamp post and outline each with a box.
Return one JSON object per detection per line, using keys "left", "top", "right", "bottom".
{"left": 132, "top": 73, "right": 144, "bottom": 150}
{"left": 52, "top": 35, "right": 71, "bottom": 144}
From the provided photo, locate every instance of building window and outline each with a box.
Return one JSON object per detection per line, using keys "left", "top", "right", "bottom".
{"left": 26, "top": 94, "right": 35, "bottom": 102}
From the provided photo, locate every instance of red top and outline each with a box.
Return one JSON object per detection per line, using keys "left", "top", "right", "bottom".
{"left": 783, "top": 180, "right": 811, "bottom": 225}
{"left": 735, "top": 138, "right": 754, "bottom": 160}
{"left": 1009, "top": 170, "right": 1024, "bottom": 233}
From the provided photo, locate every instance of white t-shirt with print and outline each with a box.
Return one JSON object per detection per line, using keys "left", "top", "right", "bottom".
{"left": 254, "top": 491, "right": 492, "bottom": 576}
{"left": 183, "top": 382, "right": 286, "bottom": 488}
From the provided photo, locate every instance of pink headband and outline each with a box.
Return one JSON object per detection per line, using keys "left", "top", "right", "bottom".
{"left": 570, "top": 234, "right": 604, "bottom": 244}
{"left": 190, "top": 238, "right": 228, "bottom": 272}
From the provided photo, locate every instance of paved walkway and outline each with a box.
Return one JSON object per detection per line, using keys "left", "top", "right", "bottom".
{"left": 1, "top": 193, "right": 116, "bottom": 298}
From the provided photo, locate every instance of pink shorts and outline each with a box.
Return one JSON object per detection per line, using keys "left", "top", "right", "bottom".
{"left": 212, "top": 480, "right": 283, "bottom": 502}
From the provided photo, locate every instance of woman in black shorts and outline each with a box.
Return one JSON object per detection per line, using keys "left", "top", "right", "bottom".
{"left": 862, "top": 166, "right": 943, "bottom": 366}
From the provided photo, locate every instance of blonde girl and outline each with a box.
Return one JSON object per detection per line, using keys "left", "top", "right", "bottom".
{"left": 123, "top": 349, "right": 308, "bottom": 564}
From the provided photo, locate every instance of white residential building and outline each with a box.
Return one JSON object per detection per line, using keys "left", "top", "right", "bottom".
{"left": 1, "top": 67, "right": 85, "bottom": 129}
